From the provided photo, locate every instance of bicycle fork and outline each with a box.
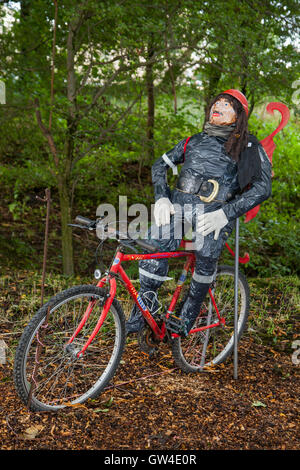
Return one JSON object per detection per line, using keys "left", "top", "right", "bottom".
{"left": 66, "top": 277, "right": 117, "bottom": 358}
{"left": 65, "top": 250, "right": 163, "bottom": 358}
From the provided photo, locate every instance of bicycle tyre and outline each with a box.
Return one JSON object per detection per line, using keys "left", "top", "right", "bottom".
{"left": 14, "top": 285, "right": 126, "bottom": 411}
{"left": 171, "top": 265, "right": 250, "bottom": 372}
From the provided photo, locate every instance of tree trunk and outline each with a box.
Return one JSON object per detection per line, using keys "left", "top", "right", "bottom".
{"left": 146, "top": 34, "right": 155, "bottom": 162}
{"left": 55, "top": 16, "right": 78, "bottom": 276}
{"left": 58, "top": 176, "right": 74, "bottom": 276}
{"left": 201, "top": 56, "right": 223, "bottom": 129}
{"left": 203, "top": 61, "right": 223, "bottom": 118}
{"left": 19, "top": 0, "right": 31, "bottom": 80}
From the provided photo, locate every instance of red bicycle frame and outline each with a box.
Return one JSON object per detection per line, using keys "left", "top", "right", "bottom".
{"left": 70, "top": 240, "right": 230, "bottom": 358}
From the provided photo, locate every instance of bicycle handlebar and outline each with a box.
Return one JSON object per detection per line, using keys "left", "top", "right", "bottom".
{"left": 72, "top": 215, "right": 157, "bottom": 252}
{"left": 74, "top": 215, "right": 96, "bottom": 227}
{"left": 134, "top": 239, "right": 157, "bottom": 253}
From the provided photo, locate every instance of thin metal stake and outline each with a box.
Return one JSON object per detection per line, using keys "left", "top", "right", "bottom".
{"left": 36, "top": 188, "right": 51, "bottom": 306}
{"left": 234, "top": 217, "right": 239, "bottom": 379}
{"left": 27, "top": 304, "right": 51, "bottom": 409}
{"left": 27, "top": 188, "right": 51, "bottom": 409}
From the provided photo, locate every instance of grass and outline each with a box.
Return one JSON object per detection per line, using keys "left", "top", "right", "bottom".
{"left": 0, "top": 269, "right": 299, "bottom": 364}
{"left": 247, "top": 276, "right": 300, "bottom": 351}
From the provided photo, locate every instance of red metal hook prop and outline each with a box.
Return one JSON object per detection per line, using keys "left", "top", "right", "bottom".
{"left": 225, "top": 242, "right": 250, "bottom": 264}
{"left": 226, "top": 102, "right": 290, "bottom": 263}
{"left": 244, "top": 102, "right": 290, "bottom": 223}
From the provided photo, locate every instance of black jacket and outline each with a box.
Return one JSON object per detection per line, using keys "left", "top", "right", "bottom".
{"left": 151, "top": 132, "right": 272, "bottom": 221}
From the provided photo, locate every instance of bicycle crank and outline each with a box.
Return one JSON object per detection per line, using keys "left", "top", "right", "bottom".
{"left": 137, "top": 325, "right": 159, "bottom": 358}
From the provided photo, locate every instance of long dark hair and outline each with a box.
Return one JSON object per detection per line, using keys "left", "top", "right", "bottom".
{"left": 204, "top": 93, "right": 249, "bottom": 161}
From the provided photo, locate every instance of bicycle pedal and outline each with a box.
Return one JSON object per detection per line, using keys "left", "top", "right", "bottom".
{"left": 141, "top": 347, "right": 158, "bottom": 359}
{"left": 165, "top": 314, "right": 186, "bottom": 335}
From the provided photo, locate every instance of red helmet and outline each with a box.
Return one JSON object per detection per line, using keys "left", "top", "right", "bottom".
{"left": 222, "top": 89, "right": 249, "bottom": 116}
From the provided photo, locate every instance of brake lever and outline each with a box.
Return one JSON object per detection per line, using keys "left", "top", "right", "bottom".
{"left": 68, "top": 223, "right": 95, "bottom": 230}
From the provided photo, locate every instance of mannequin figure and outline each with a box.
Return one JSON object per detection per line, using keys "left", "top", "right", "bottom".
{"left": 126, "top": 89, "right": 272, "bottom": 336}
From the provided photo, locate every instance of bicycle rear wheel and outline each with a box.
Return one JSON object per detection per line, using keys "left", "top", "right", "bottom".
{"left": 171, "top": 265, "right": 250, "bottom": 372}
{"left": 14, "top": 285, "right": 125, "bottom": 411}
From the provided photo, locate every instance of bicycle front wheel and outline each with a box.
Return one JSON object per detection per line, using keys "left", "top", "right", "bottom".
{"left": 14, "top": 285, "right": 126, "bottom": 411}
{"left": 171, "top": 265, "right": 250, "bottom": 372}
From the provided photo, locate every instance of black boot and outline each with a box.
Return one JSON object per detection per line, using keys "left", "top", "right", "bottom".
{"left": 166, "top": 280, "right": 210, "bottom": 336}
{"left": 125, "top": 289, "right": 161, "bottom": 334}
{"left": 126, "top": 304, "right": 145, "bottom": 334}
{"left": 126, "top": 258, "right": 168, "bottom": 335}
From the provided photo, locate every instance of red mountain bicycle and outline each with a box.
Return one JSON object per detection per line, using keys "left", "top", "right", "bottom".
{"left": 14, "top": 215, "right": 250, "bottom": 412}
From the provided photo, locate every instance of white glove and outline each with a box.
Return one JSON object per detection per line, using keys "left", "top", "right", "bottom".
{"left": 197, "top": 208, "right": 228, "bottom": 240}
{"left": 154, "top": 197, "right": 175, "bottom": 226}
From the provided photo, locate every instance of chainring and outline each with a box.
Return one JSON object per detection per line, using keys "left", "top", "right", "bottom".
{"left": 137, "top": 325, "right": 160, "bottom": 357}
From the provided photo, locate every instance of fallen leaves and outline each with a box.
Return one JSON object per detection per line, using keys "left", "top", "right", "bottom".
{"left": 22, "top": 424, "right": 44, "bottom": 440}
{"left": 252, "top": 400, "right": 267, "bottom": 408}
{"left": 93, "top": 396, "right": 114, "bottom": 413}
{"left": 0, "top": 332, "right": 299, "bottom": 450}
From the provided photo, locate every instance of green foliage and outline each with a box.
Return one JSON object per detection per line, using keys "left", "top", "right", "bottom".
{"left": 0, "top": 1, "right": 299, "bottom": 277}
{"left": 236, "top": 114, "right": 300, "bottom": 276}
{"left": 247, "top": 276, "right": 300, "bottom": 350}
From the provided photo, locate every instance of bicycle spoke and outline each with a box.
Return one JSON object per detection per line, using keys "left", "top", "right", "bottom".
{"left": 14, "top": 286, "right": 125, "bottom": 411}
{"left": 172, "top": 266, "right": 250, "bottom": 371}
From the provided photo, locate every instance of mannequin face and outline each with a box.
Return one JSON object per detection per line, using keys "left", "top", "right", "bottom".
{"left": 209, "top": 97, "right": 237, "bottom": 126}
